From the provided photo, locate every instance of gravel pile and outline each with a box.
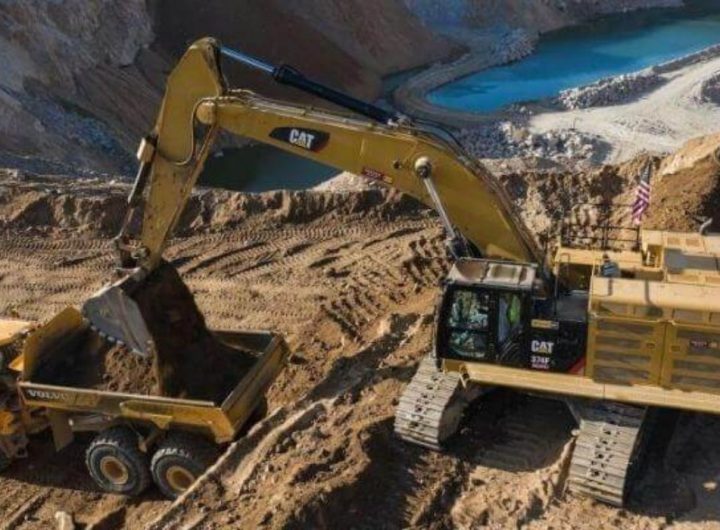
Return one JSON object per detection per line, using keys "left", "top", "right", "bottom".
{"left": 459, "top": 122, "right": 604, "bottom": 163}
{"left": 557, "top": 71, "right": 664, "bottom": 110}
{"left": 699, "top": 73, "right": 720, "bottom": 105}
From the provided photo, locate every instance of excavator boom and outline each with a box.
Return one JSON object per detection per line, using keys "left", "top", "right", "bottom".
{"left": 83, "top": 37, "right": 542, "bottom": 352}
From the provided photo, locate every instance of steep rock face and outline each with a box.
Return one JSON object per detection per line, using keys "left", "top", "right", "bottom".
{"left": 282, "top": 0, "right": 455, "bottom": 76}
{"left": 0, "top": 0, "right": 162, "bottom": 173}
{"left": 149, "top": 0, "right": 375, "bottom": 104}
{"left": 149, "top": 0, "right": 455, "bottom": 101}
{"left": 1, "top": 0, "right": 454, "bottom": 175}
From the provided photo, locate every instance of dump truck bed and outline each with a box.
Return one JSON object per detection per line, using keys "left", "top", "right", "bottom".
{"left": 17, "top": 308, "right": 289, "bottom": 443}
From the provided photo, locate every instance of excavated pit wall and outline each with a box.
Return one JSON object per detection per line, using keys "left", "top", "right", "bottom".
{"left": 0, "top": 0, "right": 453, "bottom": 175}
{"left": 395, "top": 0, "right": 685, "bottom": 125}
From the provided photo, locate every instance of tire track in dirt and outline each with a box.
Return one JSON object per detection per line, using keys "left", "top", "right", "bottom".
{"left": 448, "top": 394, "right": 575, "bottom": 529}
{"left": 0, "top": 207, "right": 574, "bottom": 530}
{"left": 148, "top": 308, "right": 444, "bottom": 530}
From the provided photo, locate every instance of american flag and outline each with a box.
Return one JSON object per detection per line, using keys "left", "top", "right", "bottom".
{"left": 632, "top": 162, "right": 652, "bottom": 225}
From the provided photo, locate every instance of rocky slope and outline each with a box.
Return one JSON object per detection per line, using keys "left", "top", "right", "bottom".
{"left": 1, "top": 0, "right": 692, "bottom": 177}
{"left": 0, "top": 0, "right": 160, "bottom": 174}
{"left": 0, "top": 0, "right": 453, "bottom": 175}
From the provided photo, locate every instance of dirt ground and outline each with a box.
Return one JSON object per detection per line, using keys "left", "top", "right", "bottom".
{"left": 0, "top": 136, "right": 718, "bottom": 530}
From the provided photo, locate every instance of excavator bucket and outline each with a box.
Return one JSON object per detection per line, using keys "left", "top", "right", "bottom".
{"left": 82, "top": 269, "right": 155, "bottom": 357}
{"left": 82, "top": 264, "right": 211, "bottom": 361}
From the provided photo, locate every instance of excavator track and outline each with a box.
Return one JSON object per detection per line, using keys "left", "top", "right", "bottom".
{"left": 567, "top": 401, "right": 648, "bottom": 506}
{"left": 394, "top": 355, "right": 478, "bottom": 450}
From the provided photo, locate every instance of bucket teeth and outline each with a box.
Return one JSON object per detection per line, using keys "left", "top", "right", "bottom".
{"left": 81, "top": 268, "right": 153, "bottom": 357}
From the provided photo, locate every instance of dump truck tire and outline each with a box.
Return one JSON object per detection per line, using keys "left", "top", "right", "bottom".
{"left": 86, "top": 427, "right": 151, "bottom": 496}
{"left": 151, "top": 432, "right": 220, "bottom": 499}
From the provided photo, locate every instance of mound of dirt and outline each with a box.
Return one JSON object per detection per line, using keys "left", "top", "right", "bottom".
{"left": 646, "top": 132, "right": 720, "bottom": 231}
{"left": 0, "top": 170, "right": 129, "bottom": 235}
{"left": 29, "top": 330, "right": 160, "bottom": 396}
{"left": 98, "top": 346, "right": 159, "bottom": 395}
{"left": 499, "top": 151, "right": 661, "bottom": 248}
{"left": 0, "top": 170, "right": 429, "bottom": 238}
{"left": 700, "top": 72, "right": 720, "bottom": 105}
{"left": 176, "top": 188, "right": 427, "bottom": 234}
{"left": 70, "top": 262, "right": 258, "bottom": 401}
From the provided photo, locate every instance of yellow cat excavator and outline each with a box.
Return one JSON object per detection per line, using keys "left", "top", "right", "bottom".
{"left": 70, "top": 38, "right": 720, "bottom": 506}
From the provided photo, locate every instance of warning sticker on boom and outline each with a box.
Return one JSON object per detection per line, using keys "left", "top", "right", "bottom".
{"left": 361, "top": 167, "right": 392, "bottom": 183}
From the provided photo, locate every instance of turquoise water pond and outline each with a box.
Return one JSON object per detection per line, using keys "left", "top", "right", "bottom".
{"left": 428, "top": 1, "right": 720, "bottom": 112}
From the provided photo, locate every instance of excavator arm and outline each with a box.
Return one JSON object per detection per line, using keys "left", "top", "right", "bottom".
{"left": 83, "top": 38, "right": 542, "bottom": 354}
{"left": 123, "top": 38, "right": 539, "bottom": 268}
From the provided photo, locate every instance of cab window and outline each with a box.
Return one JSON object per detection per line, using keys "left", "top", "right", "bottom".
{"left": 447, "top": 289, "right": 490, "bottom": 360}
{"left": 498, "top": 292, "right": 523, "bottom": 344}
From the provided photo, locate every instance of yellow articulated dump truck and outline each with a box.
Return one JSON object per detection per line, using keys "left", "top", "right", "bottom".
{"left": 0, "top": 304, "right": 288, "bottom": 499}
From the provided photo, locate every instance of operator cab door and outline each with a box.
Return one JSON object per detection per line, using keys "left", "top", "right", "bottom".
{"left": 437, "top": 285, "right": 531, "bottom": 368}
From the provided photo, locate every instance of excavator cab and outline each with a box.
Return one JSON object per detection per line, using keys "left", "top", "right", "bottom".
{"left": 435, "top": 259, "right": 588, "bottom": 373}
{"left": 435, "top": 259, "right": 535, "bottom": 369}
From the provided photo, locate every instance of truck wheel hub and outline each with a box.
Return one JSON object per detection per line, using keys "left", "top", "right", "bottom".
{"left": 100, "top": 455, "right": 130, "bottom": 485}
{"left": 166, "top": 465, "right": 195, "bottom": 493}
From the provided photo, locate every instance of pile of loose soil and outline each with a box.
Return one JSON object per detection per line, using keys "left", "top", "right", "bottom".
{"left": 97, "top": 346, "right": 159, "bottom": 395}
{"left": 498, "top": 152, "right": 660, "bottom": 249}
{"left": 0, "top": 171, "right": 428, "bottom": 238}
{"left": 646, "top": 132, "right": 720, "bottom": 232}
{"left": 41, "top": 263, "right": 258, "bottom": 400}
{"left": 29, "top": 330, "right": 160, "bottom": 395}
